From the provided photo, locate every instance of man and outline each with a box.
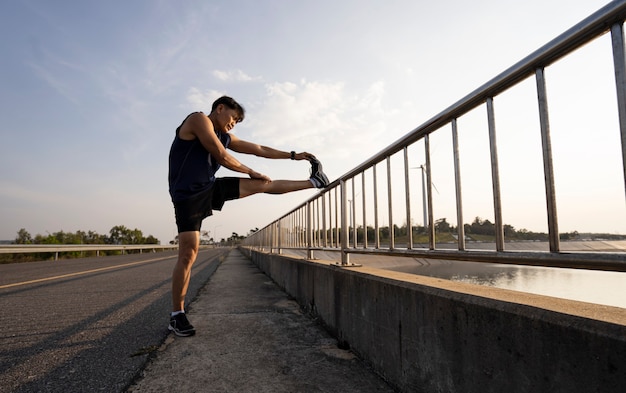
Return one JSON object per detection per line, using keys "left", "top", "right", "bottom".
{"left": 168, "top": 96, "right": 329, "bottom": 336}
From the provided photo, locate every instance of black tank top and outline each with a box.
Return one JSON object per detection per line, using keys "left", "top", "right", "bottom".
{"left": 168, "top": 113, "right": 231, "bottom": 201}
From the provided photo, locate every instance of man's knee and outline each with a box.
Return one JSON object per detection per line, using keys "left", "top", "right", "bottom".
{"left": 239, "top": 179, "right": 268, "bottom": 198}
{"left": 177, "top": 232, "right": 200, "bottom": 266}
{"left": 178, "top": 246, "right": 197, "bottom": 266}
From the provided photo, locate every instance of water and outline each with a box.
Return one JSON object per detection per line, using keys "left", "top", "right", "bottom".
{"left": 387, "top": 259, "right": 626, "bottom": 309}
{"left": 285, "top": 248, "right": 626, "bottom": 309}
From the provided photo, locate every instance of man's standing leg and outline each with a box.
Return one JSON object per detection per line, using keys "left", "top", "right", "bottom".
{"left": 169, "top": 231, "right": 199, "bottom": 336}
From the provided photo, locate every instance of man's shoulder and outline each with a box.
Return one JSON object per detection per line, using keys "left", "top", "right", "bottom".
{"left": 179, "top": 112, "right": 210, "bottom": 140}
{"left": 184, "top": 111, "right": 209, "bottom": 126}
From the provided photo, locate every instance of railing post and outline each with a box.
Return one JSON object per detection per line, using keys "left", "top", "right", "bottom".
{"left": 340, "top": 179, "right": 349, "bottom": 265}
{"left": 307, "top": 201, "right": 313, "bottom": 260}
{"left": 351, "top": 177, "right": 357, "bottom": 247}
{"left": 335, "top": 180, "right": 361, "bottom": 267}
{"left": 277, "top": 220, "right": 282, "bottom": 254}
{"left": 322, "top": 193, "right": 328, "bottom": 247}
{"left": 452, "top": 118, "right": 466, "bottom": 250}
{"left": 387, "top": 156, "right": 395, "bottom": 250}
{"left": 335, "top": 188, "right": 340, "bottom": 247}
{"left": 373, "top": 165, "right": 380, "bottom": 249}
{"left": 486, "top": 97, "right": 505, "bottom": 251}
{"left": 268, "top": 223, "right": 273, "bottom": 254}
{"left": 316, "top": 198, "right": 320, "bottom": 247}
{"left": 362, "top": 171, "right": 368, "bottom": 249}
{"left": 425, "top": 135, "right": 435, "bottom": 250}
{"left": 611, "top": 22, "right": 626, "bottom": 201}
{"left": 536, "top": 67, "right": 560, "bottom": 253}
{"left": 404, "top": 147, "right": 413, "bottom": 250}
{"left": 301, "top": 208, "right": 305, "bottom": 247}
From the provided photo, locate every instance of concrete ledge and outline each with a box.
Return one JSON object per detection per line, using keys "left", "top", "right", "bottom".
{"left": 241, "top": 248, "right": 626, "bottom": 393}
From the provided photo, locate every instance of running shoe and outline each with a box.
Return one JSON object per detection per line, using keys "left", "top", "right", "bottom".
{"left": 309, "top": 158, "right": 330, "bottom": 188}
{"left": 169, "top": 313, "right": 196, "bottom": 337}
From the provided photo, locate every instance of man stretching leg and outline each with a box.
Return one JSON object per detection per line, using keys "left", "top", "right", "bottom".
{"left": 168, "top": 95, "right": 329, "bottom": 336}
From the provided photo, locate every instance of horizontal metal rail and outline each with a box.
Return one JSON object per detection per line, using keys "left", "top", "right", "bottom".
{"left": 0, "top": 244, "right": 179, "bottom": 260}
{"left": 242, "top": 1, "right": 626, "bottom": 272}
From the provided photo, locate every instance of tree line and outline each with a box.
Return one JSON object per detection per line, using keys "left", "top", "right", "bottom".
{"left": 3, "top": 226, "right": 160, "bottom": 263}
{"left": 316, "top": 216, "right": 625, "bottom": 243}
{"left": 13, "top": 225, "right": 160, "bottom": 245}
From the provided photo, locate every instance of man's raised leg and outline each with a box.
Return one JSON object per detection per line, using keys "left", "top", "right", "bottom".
{"left": 239, "top": 179, "right": 314, "bottom": 198}
{"left": 239, "top": 158, "right": 329, "bottom": 197}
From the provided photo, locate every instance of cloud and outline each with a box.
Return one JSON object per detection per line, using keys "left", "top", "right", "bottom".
{"left": 239, "top": 79, "right": 401, "bottom": 167}
{"left": 185, "top": 87, "right": 224, "bottom": 109}
{"left": 212, "top": 69, "right": 262, "bottom": 82}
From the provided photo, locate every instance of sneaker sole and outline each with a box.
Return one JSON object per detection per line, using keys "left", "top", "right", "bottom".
{"left": 168, "top": 325, "right": 196, "bottom": 337}
{"left": 310, "top": 160, "right": 330, "bottom": 187}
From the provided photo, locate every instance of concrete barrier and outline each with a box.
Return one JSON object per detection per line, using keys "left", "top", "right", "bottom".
{"left": 241, "top": 248, "right": 626, "bottom": 393}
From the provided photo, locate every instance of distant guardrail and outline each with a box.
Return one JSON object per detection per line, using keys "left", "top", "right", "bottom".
{"left": 0, "top": 244, "right": 179, "bottom": 260}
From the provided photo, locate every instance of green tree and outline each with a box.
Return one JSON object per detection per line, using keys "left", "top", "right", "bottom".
{"left": 435, "top": 218, "right": 451, "bottom": 233}
{"left": 14, "top": 228, "right": 32, "bottom": 244}
{"left": 200, "top": 231, "right": 211, "bottom": 245}
{"left": 33, "top": 232, "right": 61, "bottom": 244}
{"left": 108, "top": 225, "right": 145, "bottom": 244}
{"left": 466, "top": 217, "right": 495, "bottom": 236}
{"left": 84, "top": 230, "right": 106, "bottom": 244}
{"left": 108, "top": 225, "right": 127, "bottom": 244}
{"left": 144, "top": 235, "right": 159, "bottom": 244}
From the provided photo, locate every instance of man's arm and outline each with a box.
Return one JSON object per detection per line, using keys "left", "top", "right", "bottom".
{"left": 229, "top": 134, "right": 316, "bottom": 161}
{"left": 180, "top": 113, "right": 270, "bottom": 181}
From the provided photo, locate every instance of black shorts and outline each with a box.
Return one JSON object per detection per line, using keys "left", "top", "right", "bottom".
{"left": 173, "top": 177, "right": 240, "bottom": 233}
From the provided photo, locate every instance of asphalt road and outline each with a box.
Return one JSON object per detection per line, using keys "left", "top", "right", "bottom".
{"left": 0, "top": 248, "right": 229, "bottom": 393}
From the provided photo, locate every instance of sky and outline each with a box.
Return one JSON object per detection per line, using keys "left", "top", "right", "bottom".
{"left": 0, "top": 0, "right": 624, "bottom": 244}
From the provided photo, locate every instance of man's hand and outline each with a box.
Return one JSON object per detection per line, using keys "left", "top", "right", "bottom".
{"left": 249, "top": 170, "right": 271, "bottom": 183}
{"left": 293, "top": 152, "right": 317, "bottom": 161}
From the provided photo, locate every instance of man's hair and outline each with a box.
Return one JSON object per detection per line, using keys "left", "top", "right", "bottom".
{"left": 211, "top": 96, "right": 245, "bottom": 123}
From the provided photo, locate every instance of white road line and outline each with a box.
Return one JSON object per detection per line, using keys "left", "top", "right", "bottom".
{"left": 0, "top": 255, "right": 175, "bottom": 289}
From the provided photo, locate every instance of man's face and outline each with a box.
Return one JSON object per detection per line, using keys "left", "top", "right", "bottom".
{"left": 215, "top": 105, "right": 241, "bottom": 133}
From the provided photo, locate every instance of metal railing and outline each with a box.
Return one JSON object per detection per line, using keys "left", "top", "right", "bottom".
{"left": 0, "top": 244, "right": 179, "bottom": 260}
{"left": 242, "top": 1, "right": 626, "bottom": 272}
